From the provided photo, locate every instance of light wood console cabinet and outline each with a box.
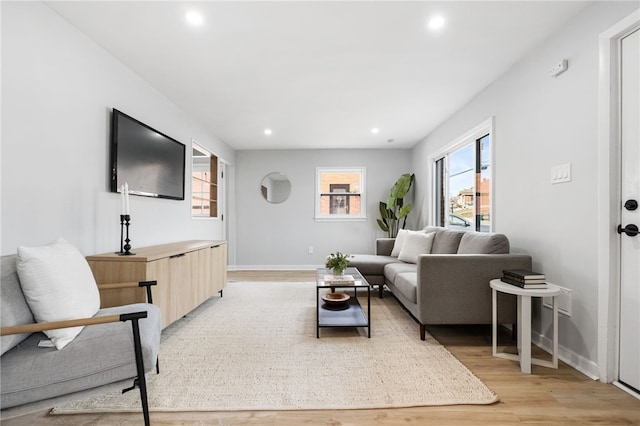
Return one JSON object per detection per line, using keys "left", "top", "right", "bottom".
{"left": 87, "top": 240, "right": 227, "bottom": 329}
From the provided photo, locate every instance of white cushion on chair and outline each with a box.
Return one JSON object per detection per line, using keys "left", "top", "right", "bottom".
{"left": 16, "top": 237, "right": 100, "bottom": 350}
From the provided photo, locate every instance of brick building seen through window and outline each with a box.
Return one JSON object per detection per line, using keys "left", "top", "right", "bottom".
{"left": 316, "top": 168, "right": 365, "bottom": 219}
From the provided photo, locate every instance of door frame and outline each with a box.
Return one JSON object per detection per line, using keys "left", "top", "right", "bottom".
{"left": 597, "top": 9, "right": 640, "bottom": 386}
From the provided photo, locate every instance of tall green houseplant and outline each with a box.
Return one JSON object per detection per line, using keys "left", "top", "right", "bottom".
{"left": 377, "top": 173, "right": 415, "bottom": 238}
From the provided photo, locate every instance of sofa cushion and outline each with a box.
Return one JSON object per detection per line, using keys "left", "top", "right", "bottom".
{"left": 398, "top": 231, "right": 434, "bottom": 263}
{"left": 390, "top": 229, "right": 411, "bottom": 257}
{"left": 384, "top": 262, "right": 417, "bottom": 283}
{"left": 430, "top": 229, "right": 465, "bottom": 254}
{"left": 348, "top": 254, "right": 400, "bottom": 276}
{"left": 393, "top": 272, "right": 418, "bottom": 304}
{"left": 422, "top": 226, "right": 444, "bottom": 234}
{"left": 457, "top": 232, "right": 510, "bottom": 254}
{"left": 16, "top": 238, "right": 101, "bottom": 350}
{"left": 0, "top": 303, "right": 161, "bottom": 409}
{"left": 1, "top": 255, "right": 35, "bottom": 356}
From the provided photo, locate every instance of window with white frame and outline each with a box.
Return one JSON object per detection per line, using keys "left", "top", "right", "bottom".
{"left": 315, "top": 167, "right": 366, "bottom": 221}
{"left": 433, "top": 119, "right": 493, "bottom": 232}
{"left": 191, "top": 142, "right": 219, "bottom": 218}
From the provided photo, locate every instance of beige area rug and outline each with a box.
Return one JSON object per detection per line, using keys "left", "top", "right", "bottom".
{"left": 52, "top": 281, "right": 498, "bottom": 413}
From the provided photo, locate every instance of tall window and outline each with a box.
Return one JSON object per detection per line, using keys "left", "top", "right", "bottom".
{"left": 476, "top": 134, "right": 491, "bottom": 230}
{"left": 192, "top": 142, "right": 219, "bottom": 218}
{"left": 433, "top": 119, "right": 492, "bottom": 232}
{"left": 315, "top": 167, "right": 366, "bottom": 221}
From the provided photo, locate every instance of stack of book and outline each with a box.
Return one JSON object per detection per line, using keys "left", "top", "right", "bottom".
{"left": 501, "top": 269, "right": 547, "bottom": 288}
{"left": 324, "top": 274, "right": 355, "bottom": 285}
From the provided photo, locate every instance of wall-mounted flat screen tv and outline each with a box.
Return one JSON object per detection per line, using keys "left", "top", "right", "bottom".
{"left": 110, "top": 109, "right": 186, "bottom": 200}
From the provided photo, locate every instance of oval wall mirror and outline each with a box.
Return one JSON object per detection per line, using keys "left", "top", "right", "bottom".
{"left": 260, "top": 172, "right": 291, "bottom": 203}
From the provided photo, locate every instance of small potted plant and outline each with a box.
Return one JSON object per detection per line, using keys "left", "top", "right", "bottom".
{"left": 326, "top": 251, "right": 351, "bottom": 276}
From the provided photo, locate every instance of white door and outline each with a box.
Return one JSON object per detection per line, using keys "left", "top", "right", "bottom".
{"left": 618, "top": 28, "right": 640, "bottom": 392}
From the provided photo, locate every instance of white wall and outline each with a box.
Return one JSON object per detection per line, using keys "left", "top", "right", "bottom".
{"left": 234, "top": 149, "right": 411, "bottom": 268}
{"left": 1, "top": 1, "right": 235, "bottom": 256}
{"left": 410, "top": 2, "right": 639, "bottom": 377}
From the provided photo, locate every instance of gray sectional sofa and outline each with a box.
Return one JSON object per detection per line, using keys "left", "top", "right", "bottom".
{"left": 349, "top": 226, "right": 532, "bottom": 340}
{"left": 0, "top": 254, "right": 161, "bottom": 418}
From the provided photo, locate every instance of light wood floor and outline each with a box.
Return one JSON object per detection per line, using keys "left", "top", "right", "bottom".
{"left": 3, "top": 271, "right": 639, "bottom": 425}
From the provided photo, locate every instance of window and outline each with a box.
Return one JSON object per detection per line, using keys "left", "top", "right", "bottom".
{"left": 433, "top": 119, "right": 492, "bottom": 232}
{"left": 315, "top": 167, "right": 366, "bottom": 221}
{"left": 191, "top": 142, "right": 218, "bottom": 218}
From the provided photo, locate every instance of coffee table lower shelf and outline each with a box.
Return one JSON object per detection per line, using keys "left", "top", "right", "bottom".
{"left": 317, "top": 294, "right": 370, "bottom": 338}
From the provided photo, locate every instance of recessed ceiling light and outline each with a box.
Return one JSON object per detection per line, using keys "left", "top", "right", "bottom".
{"left": 428, "top": 15, "right": 446, "bottom": 31}
{"left": 371, "top": 128, "right": 379, "bottom": 134}
{"left": 264, "top": 128, "right": 273, "bottom": 136}
{"left": 185, "top": 11, "right": 204, "bottom": 27}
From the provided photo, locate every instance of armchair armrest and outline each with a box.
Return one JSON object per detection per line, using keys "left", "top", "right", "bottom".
{"left": 97, "top": 280, "right": 156, "bottom": 292}
{"left": 0, "top": 311, "right": 147, "bottom": 336}
{"left": 415, "top": 254, "right": 532, "bottom": 325}
{"left": 97, "top": 280, "right": 157, "bottom": 308}
{"left": 97, "top": 281, "right": 141, "bottom": 290}
{"left": 1, "top": 310, "right": 153, "bottom": 426}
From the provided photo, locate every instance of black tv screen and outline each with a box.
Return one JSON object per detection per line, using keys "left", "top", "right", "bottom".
{"left": 110, "top": 109, "right": 185, "bottom": 200}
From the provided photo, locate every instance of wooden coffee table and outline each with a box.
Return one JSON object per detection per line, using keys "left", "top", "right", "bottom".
{"left": 316, "top": 267, "right": 371, "bottom": 338}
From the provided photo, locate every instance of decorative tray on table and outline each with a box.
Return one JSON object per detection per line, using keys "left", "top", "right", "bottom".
{"left": 321, "top": 292, "right": 350, "bottom": 310}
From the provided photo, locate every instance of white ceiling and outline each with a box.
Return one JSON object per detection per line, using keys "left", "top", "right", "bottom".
{"left": 46, "top": 1, "right": 589, "bottom": 150}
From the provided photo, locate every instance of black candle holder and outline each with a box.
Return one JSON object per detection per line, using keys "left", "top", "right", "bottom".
{"left": 117, "top": 214, "right": 135, "bottom": 256}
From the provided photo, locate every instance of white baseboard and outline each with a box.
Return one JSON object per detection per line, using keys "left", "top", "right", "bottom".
{"left": 532, "top": 330, "right": 600, "bottom": 380}
{"left": 228, "top": 265, "right": 321, "bottom": 271}
{"left": 613, "top": 381, "right": 640, "bottom": 399}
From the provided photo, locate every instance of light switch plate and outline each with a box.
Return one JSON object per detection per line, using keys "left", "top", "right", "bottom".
{"left": 551, "top": 163, "right": 571, "bottom": 184}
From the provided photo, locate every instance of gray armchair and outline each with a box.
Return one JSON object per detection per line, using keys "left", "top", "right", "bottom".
{"left": 1, "top": 254, "right": 161, "bottom": 425}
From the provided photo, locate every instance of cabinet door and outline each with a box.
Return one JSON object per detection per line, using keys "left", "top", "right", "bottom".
{"left": 211, "top": 244, "right": 227, "bottom": 293}
{"left": 197, "top": 246, "right": 214, "bottom": 300}
{"left": 170, "top": 252, "right": 194, "bottom": 321}
{"left": 89, "top": 260, "right": 147, "bottom": 308}
{"left": 147, "top": 257, "right": 172, "bottom": 328}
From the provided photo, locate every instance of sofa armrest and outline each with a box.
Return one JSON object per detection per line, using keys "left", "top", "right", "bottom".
{"left": 415, "top": 254, "right": 532, "bottom": 325}
{"left": 376, "top": 238, "right": 395, "bottom": 256}
{"left": 0, "top": 311, "right": 147, "bottom": 336}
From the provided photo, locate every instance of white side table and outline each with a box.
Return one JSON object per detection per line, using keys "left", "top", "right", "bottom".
{"left": 490, "top": 279, "right": 561, "bottom": 374}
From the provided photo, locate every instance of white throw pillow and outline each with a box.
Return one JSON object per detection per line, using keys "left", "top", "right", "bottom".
{"left": 391, "top": 229, "right": 412, "bottom": 257}
{"left": 398, "top": 232, "right": 435, "bottom": 264}
{"left": 16, "top": 237, "right": 100, "bottom": 350}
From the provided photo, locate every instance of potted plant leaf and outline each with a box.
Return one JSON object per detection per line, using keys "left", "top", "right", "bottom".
{"left": 377, "top": 173, "right": 415, "bottom": 238}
